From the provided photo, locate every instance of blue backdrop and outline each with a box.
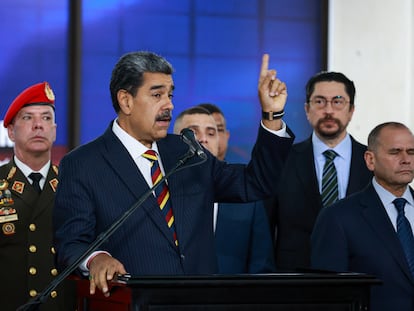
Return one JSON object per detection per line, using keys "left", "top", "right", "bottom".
{"left": 0, "top": 0, "right": 322, "bottom": 163}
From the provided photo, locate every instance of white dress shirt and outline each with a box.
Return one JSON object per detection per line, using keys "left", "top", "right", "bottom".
{"left": 14, "top": 156, "right": 50, "bottom": 190}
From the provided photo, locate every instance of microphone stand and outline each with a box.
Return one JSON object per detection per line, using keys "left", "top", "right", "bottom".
{"left": 17, "top": 149, "right": 201, "bottom": 311}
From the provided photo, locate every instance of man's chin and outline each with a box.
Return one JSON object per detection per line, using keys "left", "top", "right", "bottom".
{"left": 153, "top": 128, "right": 169, "bottom": 141}
{"left": 317, "top": 128, "right": 341, "bottom": 139}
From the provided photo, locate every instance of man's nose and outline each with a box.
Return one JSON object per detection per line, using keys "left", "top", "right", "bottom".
{"left": 32, "top": 118, "right": 43, "bottom": 129}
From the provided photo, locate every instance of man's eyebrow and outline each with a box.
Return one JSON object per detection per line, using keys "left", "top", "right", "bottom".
{"left": 149, "top": 84, "right": 175, "bottom": 91}
{"left": 207, "top": 126, "right": 217, "bottom": 132}
{"left": 149, "top": 84, "right": 165, "bottom": 90}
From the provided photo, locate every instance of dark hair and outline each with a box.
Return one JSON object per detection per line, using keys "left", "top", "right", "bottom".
{"left": 367, "top": 122, "right": 409, "bottom": 151}
{"left": 197, "top": 103, "right": 224, "bottom": 116}
{"left": 305, "top": 71, "right": 356, "bottom": 106}
{"left": 175, "top": 106, "right": 211, "bottom": 121}
{"left": 109, "top": 51, "right": 174, "bottom": 112}
{"left": 173, "top": 106, "right": 212, "bottom": 134}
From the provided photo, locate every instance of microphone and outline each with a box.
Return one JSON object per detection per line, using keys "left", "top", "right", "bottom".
{"left": 180, "top": 128, "right": 207, "bottom": 159}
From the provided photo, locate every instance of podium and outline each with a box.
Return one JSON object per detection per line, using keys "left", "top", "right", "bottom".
{"left": 75, "top": 273, "right": 380, "bottom": 311}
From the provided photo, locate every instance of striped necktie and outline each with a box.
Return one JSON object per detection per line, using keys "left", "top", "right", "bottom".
{"left": 321, "top": 149, "right": 339, "bottom": 207}
{"left": 393, "top": 198, "right": 414, "bottom": 277}
{"left": 142, "top": 150, "right": 178, "bottom": 246}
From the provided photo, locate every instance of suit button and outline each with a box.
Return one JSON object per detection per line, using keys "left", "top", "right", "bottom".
{"left": 180, "top": 254, "right": 185, "bottom": 260}
{"left": 50, "top": 291, "right": 58, "bottom": 298}
{"left": 29, "top": 245, "right": 37, "bottom": 253}
{"left": 29, "top": 289, "right": 37, "bottom": 297}
{"left": 29, "top": 224, "right": 36, "bottom": 231}
{"left": 50, "top": 247, "right": 56, "bottom": 254}
{"left": 29, "top": 267, "right": 37, "bottom": 275}
{"left": 51, "top": 268, "right": 58, "bottom": 276}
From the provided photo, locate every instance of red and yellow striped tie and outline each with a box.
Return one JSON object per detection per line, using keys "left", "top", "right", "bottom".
{"left": 142, "top": 150, "right": 178, "bottom": 246}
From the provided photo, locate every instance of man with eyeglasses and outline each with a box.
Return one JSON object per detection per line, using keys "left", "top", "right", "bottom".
{"left": 265, "top": 71, "right": 373, "bottom": 271}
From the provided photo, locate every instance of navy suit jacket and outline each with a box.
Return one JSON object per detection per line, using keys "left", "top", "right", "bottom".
{"left": 311, "top": 183, "right": 414, "bottom": 311}
{"left": 266, "top": 135, "right": 372, "bottom": 270}
{"left": 215, "top": 201, "right": 275, "bottom": 274}
{"left": 53, "top": 122, "right": 293, "bottom": 276}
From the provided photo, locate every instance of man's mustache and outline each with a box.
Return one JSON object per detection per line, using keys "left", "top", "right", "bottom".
{"left": 318, "top": 115, "right": 340, "bottom": 125}
{"left": 155, "top": 110, "right": 172, "bottom": 121}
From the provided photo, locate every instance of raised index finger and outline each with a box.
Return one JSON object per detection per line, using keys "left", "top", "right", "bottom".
{"left": 260, "top": 53, "right": 270, "bottom": 77}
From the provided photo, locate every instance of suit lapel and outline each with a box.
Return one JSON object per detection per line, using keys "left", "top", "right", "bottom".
{"left": 346, "top": 137, "right": 371, "bottom": 195}
{"left": 294, "top": 138, "right": 322, "bottom": 213}
{"left": 7, "top": 161, "right": 37, "bottom": 208}
{"left": 100, "top": 128, "right": 181, "bottom": 249}
{"left": 31, "top": 165, "right": 58, "bottom": 218}
{"left": 360, "top": 184, "right": 414, "bottom": 283}
{"left": 6, "top": 161, "right": 59, "bottom": 219}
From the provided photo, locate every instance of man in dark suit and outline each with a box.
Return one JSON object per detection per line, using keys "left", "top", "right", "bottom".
{"left": 266, "top": 71, "right": 373, "bottom": 271}
{"left": 197, "top": 103, "right": 230, "bottom": 162}
{"left": 0, "top": 82, "right": 74, "bottom": 310}
{"left": 53, "top": 51, "right": 293, "bottom": 296}
{"left": 174, "top": 106, "right": 275, "bottom": 273}
{"left": 311, "top": 122, "right": 414, "bottom": 311}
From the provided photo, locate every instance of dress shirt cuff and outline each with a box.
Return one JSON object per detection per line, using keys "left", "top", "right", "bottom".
{"left": 79, "top": 250, "right": 111, "bottom": 275}
{"left": 260, "top": 120, "right": 290, "bottom": 138}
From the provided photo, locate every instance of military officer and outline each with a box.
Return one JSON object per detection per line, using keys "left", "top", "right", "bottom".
{"left": 0, "top": 82, "right": 74, "bottom": 310}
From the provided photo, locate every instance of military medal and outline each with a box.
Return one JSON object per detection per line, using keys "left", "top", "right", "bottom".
{"left": 0, "top": 179, "right": 8, "bottom": 191}
{"left": 0, "top": 166, "right": 19, "bottom": 227}
{"left": 2, "top": 222, "right": 15, "bottom": 235}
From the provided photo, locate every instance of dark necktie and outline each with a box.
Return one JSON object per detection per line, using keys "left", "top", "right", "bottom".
{"left": 321, "top": 150, "right": 339, "bottom": 207}
{"left": 393, "top": 198, "right": 414, "bottom": 276}
{"left": 142, "top": 150, "right": 178, "bottom": 246}
{"left": 29, "top": 172, "right": 42, "bottom": 194}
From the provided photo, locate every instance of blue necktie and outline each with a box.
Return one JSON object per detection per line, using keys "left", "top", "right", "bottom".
{"left": 393, "top": 198, "right": 414, "bottom": 277}
{"left": 321, "top": 150, "right": 339, "bottom": 207}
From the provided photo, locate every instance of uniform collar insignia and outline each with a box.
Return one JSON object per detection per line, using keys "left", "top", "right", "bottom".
{"left": 12, "top": 181, "right": 25, "bottom": 194}
{"left": 49, "top": 178, "right": 58, "bottom": 192}
{"left": 52, "top": 165, "right": 58, "bottom": 175}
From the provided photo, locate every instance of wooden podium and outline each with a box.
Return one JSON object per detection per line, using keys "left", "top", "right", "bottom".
{"left": 75, "top": 273, "right": 380, "bottom": 311}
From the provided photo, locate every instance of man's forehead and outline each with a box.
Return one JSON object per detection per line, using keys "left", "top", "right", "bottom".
{"left": 182, "top": 114, "right": 217, "bottom": 128}
{"left": 18, "top": 105, "right": 54, "bottom": 114}
{"left": 313, "top": 81, "right": 347, "bottom": 95}
{"left": 212, "top": 112, "right": 225, "bottom": 124}
{"left": 142, "top": 72, "right": 174, "bottom": 89}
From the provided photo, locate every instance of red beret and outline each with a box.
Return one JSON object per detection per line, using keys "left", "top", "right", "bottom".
{"left": 3, "top": 82, "right": 55, "bottom": 128}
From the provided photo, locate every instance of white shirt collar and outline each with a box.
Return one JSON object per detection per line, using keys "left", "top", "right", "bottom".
{"left": 112, "top": 119, "right": 159, "bottom": 159}
{"left": 312, "top": 131, "right": 352, "bottom": 161}
{"left": 13, "top": 156, "right": 50, "bottom": 180}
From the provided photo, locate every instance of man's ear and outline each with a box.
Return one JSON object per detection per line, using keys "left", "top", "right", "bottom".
{"left": 304, "top": 102, "right": 310, "bottom": 120}
{"left": 117, "top": 89, "right": 132, "bottom": 115}
{"left": 364, "top": 150, "right": 375, "bottom": 172}
{"left": 7, "top": 125, "right": 15, "bottom": 142}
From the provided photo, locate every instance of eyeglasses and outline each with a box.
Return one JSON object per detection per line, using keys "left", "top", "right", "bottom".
{"left": 308, "top": 96, "right": 350, "bottom": 110}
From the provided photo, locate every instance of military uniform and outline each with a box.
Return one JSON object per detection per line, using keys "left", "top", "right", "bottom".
{"left": 0, "top": 159, "right": 74, "bottom": 311}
